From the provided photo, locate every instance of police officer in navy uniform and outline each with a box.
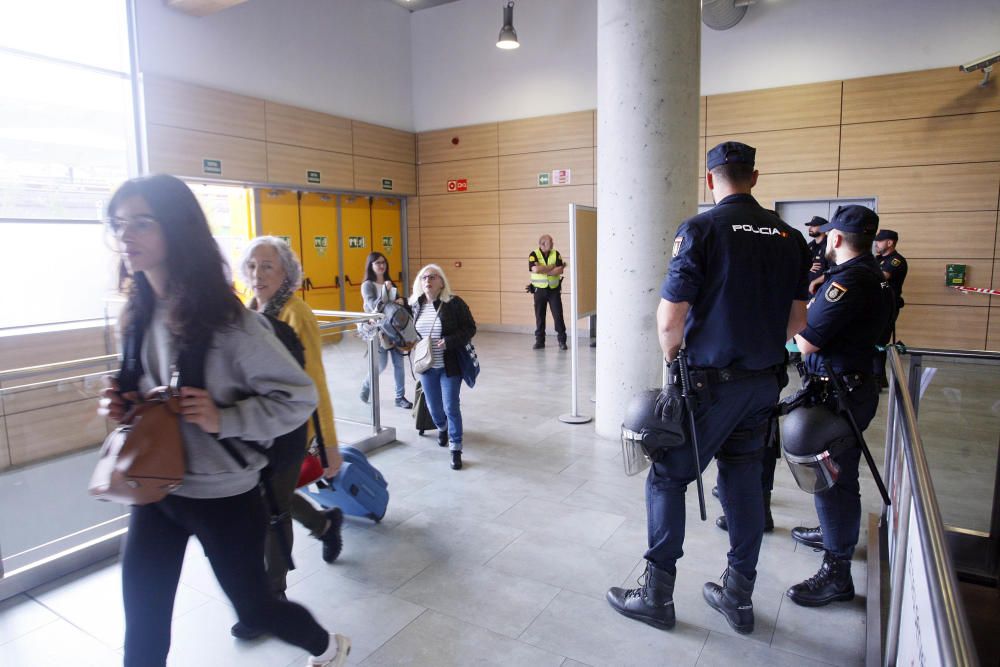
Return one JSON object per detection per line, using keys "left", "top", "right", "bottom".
{"left": 873, "top": 229, "right": 907, "bottom": 386}
{"left": 805, "top": 216, "right": 829, "bottom": 294}
{"left": 606, "top": 141, "right": 810, "bottom": 634}
{"left": 787, "top": 205, "right": 892, "bottom": 606}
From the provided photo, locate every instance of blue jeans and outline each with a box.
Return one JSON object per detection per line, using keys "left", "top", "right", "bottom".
{"left": 814, "top": 379, "right": 879, "bottom": 559}
{"left": 362, "top": 345, "right": 406, "bottom": 399}
{"left": 419, "top": 366, "right": 463, "bottom": 451}
{"left": 645, "top": 375, "right": 778, "bottom": 580}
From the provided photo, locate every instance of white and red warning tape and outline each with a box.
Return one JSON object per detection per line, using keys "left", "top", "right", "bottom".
{"left": 951, "top": 285, "right": 1000, "bottom": 297}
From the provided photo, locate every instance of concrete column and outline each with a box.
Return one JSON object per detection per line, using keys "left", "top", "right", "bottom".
{"left": 595, "top": 0, "right": 701, "bottom": 438}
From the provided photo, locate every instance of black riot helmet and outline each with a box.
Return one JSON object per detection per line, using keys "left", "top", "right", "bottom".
{"left": 620, "top": 390, "right": 686, "bottom": 476}
{"left": 780, "top": 404, "right": 856, "bottom": 493}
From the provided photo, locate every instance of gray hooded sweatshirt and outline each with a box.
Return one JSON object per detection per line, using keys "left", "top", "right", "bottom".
{"left": 139, "top": 304, "right": 318, "bottom": 499}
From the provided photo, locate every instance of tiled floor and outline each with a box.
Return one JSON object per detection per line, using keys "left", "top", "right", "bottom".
{"left": 0, "top": 331, "right": 890, "bottom": 666}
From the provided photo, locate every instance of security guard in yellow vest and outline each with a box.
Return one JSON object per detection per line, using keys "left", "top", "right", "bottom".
{"left": 528, "top": 234, "right": 568, "bottom": 350}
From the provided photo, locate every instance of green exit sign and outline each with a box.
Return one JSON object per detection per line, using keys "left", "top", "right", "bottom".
{"left": 537, "top": 172, "right": 550, "bottom": 186}
{"left": 381, "top": 178, "right": 393, "bottom": 191}
{"left": 202, "top": 158, "right": 222, "bottom": 175}
{"left": 307, "top": 170, "right": 321, "bottom": 184}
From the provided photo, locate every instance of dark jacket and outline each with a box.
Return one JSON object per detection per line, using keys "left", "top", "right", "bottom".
{"left": 414, "top": 294, "right": 477, "bottom": 377}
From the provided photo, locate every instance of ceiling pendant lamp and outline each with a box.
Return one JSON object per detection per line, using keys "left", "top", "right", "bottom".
{"left": 496, "top": 1, "right": 519, "bottom": 50}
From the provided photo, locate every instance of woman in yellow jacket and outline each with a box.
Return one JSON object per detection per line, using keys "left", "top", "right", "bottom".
{"left": 235, "top": 236, "right": 345, "bottom": 640}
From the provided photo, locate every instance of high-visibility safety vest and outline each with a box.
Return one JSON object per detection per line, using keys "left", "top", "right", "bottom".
{"left": 531, "top": 248, "right": 561, "bottom": 289}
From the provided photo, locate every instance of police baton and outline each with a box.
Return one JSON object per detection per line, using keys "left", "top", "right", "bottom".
{"left": 678, "top": 348, "right": 708, "bottom": 521}
{"left": 823, "top": 361, "right": 890, "bottom": 506}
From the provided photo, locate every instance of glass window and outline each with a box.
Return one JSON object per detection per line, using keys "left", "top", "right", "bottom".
{"left": 0, "top": 0, "right": 130, "bottom": 73}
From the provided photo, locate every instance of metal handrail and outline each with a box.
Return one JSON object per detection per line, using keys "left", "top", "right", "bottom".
{"left": 884, "top": 347, "right": 978, "bottom": 666}
{"left": 901, "top": 347, "right": 1000, "bottom": 362}
{"left": 0, "top": 354, "right": 119, "bottom": 382}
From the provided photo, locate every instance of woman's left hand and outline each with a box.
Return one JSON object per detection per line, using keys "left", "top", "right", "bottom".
{"left": 435, "top": 339, "right": 446, "bottom": 349}
{"left": 323, "top": 446, "right": 343, "bottom": 478}
{"left": 179, "top": 387, "right": 221, "bottom": 434}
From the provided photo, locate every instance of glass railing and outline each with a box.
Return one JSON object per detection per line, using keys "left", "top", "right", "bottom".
{"left": 877, "top": 346, "right": 979, "bottom": 666}
{"left": 0, "top": 308, "right": 394, "bottom": 601}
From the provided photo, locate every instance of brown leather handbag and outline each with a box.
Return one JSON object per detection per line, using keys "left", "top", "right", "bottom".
{"left": 89, "top": 387, "right": 186, "bottom": 505}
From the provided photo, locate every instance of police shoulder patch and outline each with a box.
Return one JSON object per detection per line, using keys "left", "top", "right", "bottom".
{"left": 825, "top": 281, "right": 848, "bottom": 303}
{"left": 891, "top": 258, "right": 901, "bottom": 267}
{"left": 672, "top": 236, "right": 683, "bottom": 257}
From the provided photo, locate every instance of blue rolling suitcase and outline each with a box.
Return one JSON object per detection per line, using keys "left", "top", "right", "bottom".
{"left": 303, "top": 446, "right": 389, "bottom": 522}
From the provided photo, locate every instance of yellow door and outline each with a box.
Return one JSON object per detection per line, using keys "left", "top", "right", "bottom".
{"left": 340, "top": 195, "right": 373, "bottom": 312}
{"left": 371, "top": 196, "right": 405, "bottom": 289}
{"left": 255, "top": 189, "right": 303, "bottom": 304}
{"left": 299, "top": 192, "right": 342, "bottom": 312}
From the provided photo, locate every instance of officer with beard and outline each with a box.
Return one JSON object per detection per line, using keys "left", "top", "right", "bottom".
{"left": 805, "top": 216, "right": 829, "bottom": 295}
{"left": 787, "top": 205, "right": 892, "bottom": 606}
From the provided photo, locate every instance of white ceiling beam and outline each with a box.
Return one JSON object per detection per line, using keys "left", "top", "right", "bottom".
{"left": 164, "top": 0, "right": 251, "bottom": 18}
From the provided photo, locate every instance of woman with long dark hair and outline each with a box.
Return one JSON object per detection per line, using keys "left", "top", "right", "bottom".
{"left": 98, "top": 175, "right": 350, "bottom": 667}
{"left": 359, "top": 251, "right": 411, "bottom": 408}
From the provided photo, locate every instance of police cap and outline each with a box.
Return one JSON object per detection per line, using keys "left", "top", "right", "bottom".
{"left": 804, "top": 216, "right": 828, "bottom": 228}
{"left": 818, "top": 205, "right": 879, "bottom": 236}
{"left": 874, "top": 229, "right": 898, "bottom": 242}
{"left": 706, "top": 141, "right": 756, "bottom": 171}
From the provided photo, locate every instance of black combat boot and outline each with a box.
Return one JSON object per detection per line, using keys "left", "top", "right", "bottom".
{"left": 703, "top": 567, "right": 755, "bottom": 634}
{"left": 715, "top": 492, "right": 774, "bottom": 533}
{"left": 606, "top": 563, "right": 676, "bottom": 630}
{"left": 791, "top": 525, "right": 824, "bottom": 550}
{"left": 786, "top": 551, "right": 854, "bottom": 607}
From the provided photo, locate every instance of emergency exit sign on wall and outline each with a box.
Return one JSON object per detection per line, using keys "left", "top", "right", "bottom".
{"left": 381, "top": 178, "right": 393, "bottom": 191}
{"left": 307, "top": 170, "right": 321, "bottom": 184}
{"left": 202, "top": 158, "right": 222, "bottom": 175}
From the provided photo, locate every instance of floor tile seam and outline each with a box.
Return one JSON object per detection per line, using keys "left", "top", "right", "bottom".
{"left": 386, "top": 559, "right": 438, "bottom": 596}
{"left": 18, "top": 594, "right": 122, "bottom": 651}
{"left": 691, "top": 628, "right": 711, "bottom": 665}
{"left": 513, "top": 584, "right": 566, "bottom": 644}
{"left": 481, "top": 550, "right": 641, "bottom": 605}
{"left": 0, "top": 611, "right": 62, "bottom": 649}
{"left": 558, "top": 493, "right": 647, "bottom": 521}
{"left": 769, "top": 592, "right": 862, "bottom": 666}
{"left": 354, "top": 606, "right": 434, "bottom": 665}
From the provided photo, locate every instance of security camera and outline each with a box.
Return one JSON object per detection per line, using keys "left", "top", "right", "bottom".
{"left": 959, "top": 50, "right": 1000, "bottom": 72}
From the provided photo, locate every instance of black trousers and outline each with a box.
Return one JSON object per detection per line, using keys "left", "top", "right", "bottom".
{"left": 533, "top": 286, "right": 567, "bottom": 343}
{"left": 122, "top": 488, "right": 329, "bottom": 666}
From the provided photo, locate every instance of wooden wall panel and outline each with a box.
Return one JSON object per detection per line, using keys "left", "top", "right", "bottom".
{"left": 842, "top": 67, "right": 1000, "bottom": 125}
{"left": 266, "top": 143, "right": 353, "bottom": 189}
{"left": 418, "top": 123, "right": 498, "bottom": 163}
{"left": 499, "top": 148, "right": 594, "bottom": 190}
{"left": 876, "top": 211, "right": 998, "bottom": 258}
{"left": 420, "top": 225, "right": 499, "bottom": 258}
{"left": 407, "top": 226, "right": 421, "bottom": 262}
{"left": 988, "top": 307, "right": 1000, "bottom": 351}
{"left": 459, "top": 290, "right": 501, "bottom": 325}
{"left": 705, "top": 126, "right": 840, "bottom": 175}
{"left": 839, "top": 163, "right": 1000, "bottom": 213}
{"left": 896, "top": 305, "right": 988, "bottom": 350}
{"left": 501, "top": 292, "right": 537, "bottom": 327}
{"left": 144, "top": 75, "right": 265, "bottom": 139}
{"left": 699, "top": 96, "right": 707, "bottom": 137}
{"left": 421, "top": 258, "right": 500, "bottom": 293}
{"left": 264, "top": 102, "right": 352, "bottom": 154}
{"left": 498, "top": 111, "right": 595, "bottom": 155}
{"left": 418, "top": 158, "right": 499, "bottom": 195}
{"left": 499, "top": 185, "right": 594, "bottom": 225}
{"left": 752, "top": 171, "right": 839, "bottom": 209}
{"left": 7, "top": 400, "right": 109, "bottom": 466}
{"left": 147, "top": 124, "right": 266, "bottom": 182}
{"left": 407, "top": 196, "right": 420, "bottom": 227}
{"left": 352, "top": 121, "right": 416, "bottom": 163}
{"left": 499, "top": 223, "right": 570, "bottom": 258}
{"left": 420, "top": 192, "right": 499, "bottom": 227}
{"left": 706, "top": 81, "right": 842, "bottom": 135}
{"left": 353, "top": 157, "right": 416, "bottom": 195}
{"left": 904, "top": 259, "right": 994, "bottom": 306}
{"left": 0, "top": 327, "right": 108, "bottom": 370}
{"left": 840, "top": 112, "right": 1000, "bottom": 169}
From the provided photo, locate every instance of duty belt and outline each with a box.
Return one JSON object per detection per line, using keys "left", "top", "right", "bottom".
{"left": 687, "top": 363, "right": 785, "bottom": 389}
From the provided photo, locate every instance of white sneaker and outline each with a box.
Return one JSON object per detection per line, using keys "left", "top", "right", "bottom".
{"left": 308, "top": 633, "right": 350, "bottom": 667}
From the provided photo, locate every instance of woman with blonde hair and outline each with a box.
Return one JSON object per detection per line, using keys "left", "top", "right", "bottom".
{"left": 410, "top": 264, "right": 477, "bottom": 470}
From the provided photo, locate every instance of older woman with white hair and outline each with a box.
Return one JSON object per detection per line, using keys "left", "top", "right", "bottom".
{"left": 234, "top": 236, "right": 345, "bottom": 639}
{"left": 411, "top": 264, "right": 477, "bottom": 470}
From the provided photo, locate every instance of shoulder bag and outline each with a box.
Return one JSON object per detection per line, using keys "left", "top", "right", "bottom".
{"left": 412, "top": 303, "right": 440, "bottom": 374}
